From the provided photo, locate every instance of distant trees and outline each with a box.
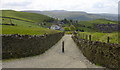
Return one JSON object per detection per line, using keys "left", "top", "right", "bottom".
{"left": 61, "top": 18, "right": 69, "bottom": 24}
{"left": 70, "top": 19, "right": 73, "bottom": 23}
{"left": 43, "top": 18, "right": 55, "bottom": 22}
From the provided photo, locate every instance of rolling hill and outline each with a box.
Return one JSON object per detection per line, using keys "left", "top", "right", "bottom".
{"left": 0, "top": 10, "right": 60, "bottom": 35}
{"left": 1, "top": 10, "right": 53, "bottom": 23}
{"left": 73, "top": 19, "right": 118, "bottom": 32}
{"left": 22, "top": 10, "right": 118, "bottom": 21}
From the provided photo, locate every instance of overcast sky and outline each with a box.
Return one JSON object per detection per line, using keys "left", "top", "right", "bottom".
{"left": 1, "top": 0, "right": 119, "bottom": 14}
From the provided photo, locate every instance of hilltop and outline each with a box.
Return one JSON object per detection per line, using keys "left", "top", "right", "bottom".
{"left": 23, "top": 10, "right": 118, "bottom": 21}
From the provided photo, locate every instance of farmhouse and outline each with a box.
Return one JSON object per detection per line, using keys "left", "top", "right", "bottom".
{"left": 50, "top": 24, "right": 64, "bottom": 31}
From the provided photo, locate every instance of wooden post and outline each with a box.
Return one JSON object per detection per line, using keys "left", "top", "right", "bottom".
{"left": 83, "top": 34, "right": 84, "bottom": 39}
{"left": 86, "top": 35, "right": 88, "bottom": 40}
{"left": 107, "top": 36, "right": 110, "bottom": 43}
{"left": 62, "top": 41, "right": 64, "bottom": 53}
{"left": 89, "top": 35, "right": 91, "bottom": 41}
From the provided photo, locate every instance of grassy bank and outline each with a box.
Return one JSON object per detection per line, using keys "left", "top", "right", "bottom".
{"left": 78, "top": 32, "right": 118, "bottom": 44}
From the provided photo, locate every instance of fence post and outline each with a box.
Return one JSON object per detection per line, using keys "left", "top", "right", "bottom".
{"left": 62, "top": 41, "right": 64, "bottom": 53}
{"left": 86, "top": 35, "right": 88, "bottom": 40}
{"left": 78, "top": 33, "right": 80, "bottom": 38}
{"left": 107, "top": 36, "right": 110, "bottom": 43}
{"left": 89, "top": 35, "right": 91, "bottom": 41}
{"left": 83, "top": 34, "right": 84, "bottom": 39}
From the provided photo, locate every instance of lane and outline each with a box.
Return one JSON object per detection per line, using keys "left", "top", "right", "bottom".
{"left": 3, "top": 35, "right": 103, "bottom": 68}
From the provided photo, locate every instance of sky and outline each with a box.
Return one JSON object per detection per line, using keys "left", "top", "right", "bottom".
{"left": 1, "top": 0, "right": 119, "bottom": 14}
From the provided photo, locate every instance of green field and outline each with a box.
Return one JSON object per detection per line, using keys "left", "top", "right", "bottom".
{"left": 79, "top": 19, "right": 117, "bottom": 26}
{"left": 1, "top": 10, "right": 118, "bottom": 41}
{"left": 74, "top": 19, "right": 118, "bottom": 44}
{"left": 1, "top": 18, "right": 60, "bottom": 35}
{"left": 1, "top": 10, "right": 61, "bottom": 35}
{"left": 74, "top": 19, "right": 118, "bottom": 32}
{"left": 1, "top": 10, "right": 53, "bottom": 23}
{"left": 78, "top": 32, "right": 118, "bottom": 44}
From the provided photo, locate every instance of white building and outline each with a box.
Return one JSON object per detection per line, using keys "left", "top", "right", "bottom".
{"left": 50, "top": 25, "right": 64, "bottom": 31}
{"left": 50, "top": 25, "right": 61, "bottom": 30}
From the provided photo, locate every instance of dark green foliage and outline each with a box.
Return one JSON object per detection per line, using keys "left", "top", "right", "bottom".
{"left": 43, "top": 17, "right": 55, "bottom": 22}
{"left": 61, "top": 18, "right": 69, "bottom": 24}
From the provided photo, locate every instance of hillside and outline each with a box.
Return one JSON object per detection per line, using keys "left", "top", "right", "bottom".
{"left": 0, "top": 10, "right": 60, "bottom": 35}
{"left": 1, "top": 10, "right": 118, "bottom": 34}
{"left": 23, "top": 10, "right": 118, "bottom": 21}
{"left": 1, "top": 10, "right": 53, "bottom": 23}
{"left": 78, "top": 19, "right": 117, "bottom": 27}
{"left": 73, "top": 19, "right": 118, "bottom": 32}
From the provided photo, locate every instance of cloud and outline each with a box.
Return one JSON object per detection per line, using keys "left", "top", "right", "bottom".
{"left": 1, "top": 0, "right": 31, "bottom": 10}
{"left": 5, "top": 2, "right": 31, "bottom": 6}
{"left": 1, "top": 0, "right": 119, "bottom": 14}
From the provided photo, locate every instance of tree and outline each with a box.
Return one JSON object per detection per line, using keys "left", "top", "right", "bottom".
{"left": 43, "top": 18, "right": 55, "bottom": 22}
{"left": 75, "top": 20, "right": 78, "bottom": 23}
{"left": 70, "top": 19, "right": 73, "bottom": 23}
{"left": 70, "top": 25, "right": 76, "bottom": 31}
{"left": 61, "top": 18, "right": 69, "bottom": 24}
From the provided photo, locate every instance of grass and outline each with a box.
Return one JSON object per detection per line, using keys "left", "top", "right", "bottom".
{"left": 78, "top": 32, "right": 118, "bottom": 44}
{"left": 0, "top": 10, "right": 62, "bottom": 35}
{"left": 1, "top": 10, "right": 51, "bottom": 23}
{"left": 75, "top": 19, "right": 118, "bottom": 32}
{"left": 2, "top": 25, "right": 59, "bottom": 35}
{"left": 1, "top": 18, "right": 60, "bottom": 35}
{"left": 95, "top": 63, "right": 102, "bottom": 66}
{"left": 79, "top": 19, "right": 117, "bottom": 27}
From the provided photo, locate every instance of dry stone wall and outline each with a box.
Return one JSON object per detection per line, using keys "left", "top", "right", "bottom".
{"left": 72, "top": 36, "right": 120, "bottom": 69}
{"left": 2, "top": 32, "right": 64, "bottom": 59}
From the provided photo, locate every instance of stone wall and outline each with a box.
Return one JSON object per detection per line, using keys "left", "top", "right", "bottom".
{"left": 94, "top": 24, "right": 118, "bottom": 33}
{"left": 72, "top": 36, "right": 120, "bottom": 69}
{"left": 2, "top": 32, "right": 64, "bottom": 59}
